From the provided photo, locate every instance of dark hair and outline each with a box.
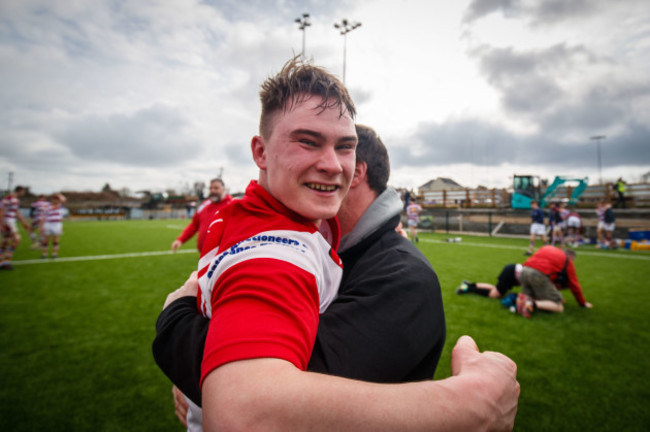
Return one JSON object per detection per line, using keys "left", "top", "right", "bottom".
{"left": 210, "top": 178, "right": 224, "bottom": 187}
{"left": 355, "top": 124, "right": 390, "bottom": 195}
{"left": 259, "top": 56, "right": 356, "bottom": 138}
{"left": 565, "top": 249, "right": 576, "bottom": 259}
{"left": 14, "top": 185, "right": 25, "bottom": 193}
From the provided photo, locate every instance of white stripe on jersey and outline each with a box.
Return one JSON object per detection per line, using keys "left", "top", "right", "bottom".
{"left": 198, "top": 229, "right": 340, "bottom": 318}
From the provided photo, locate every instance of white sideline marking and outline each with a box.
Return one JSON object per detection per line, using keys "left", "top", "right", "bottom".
{"left": 12, "top": 248, "right": 197, "bottom": 266}
{"left": 421, "top": 238, "right": 650, "bottom": 261}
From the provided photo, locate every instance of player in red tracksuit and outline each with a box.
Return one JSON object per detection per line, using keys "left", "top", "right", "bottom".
{"left": 171, "top": 178, "right": 233, "bottom": 253}
{"left": 516, "top": 245, "right": 593, "bottom": 318}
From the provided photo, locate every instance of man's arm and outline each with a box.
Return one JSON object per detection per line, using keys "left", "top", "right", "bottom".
{"left": 202, "top": 336, "right": 519, "bottom": 431}
{"left": 172, "top": 212, "right": 201, "bottom": 250}
{"left": 152, "top": 273, "right": 205, "bottom": 405}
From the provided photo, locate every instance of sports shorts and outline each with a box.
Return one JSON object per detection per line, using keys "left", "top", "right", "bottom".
{"left": 530, "top": 223, "right": 546, "bottom": 236}
{"left": 567, "top": 216, "right": 581, "bottom": 228}
{"left": 42, "top": 222, "right": 63, "bottom": 237}
{"left": 519, "top": 266, "right": 563, "bottom": 303}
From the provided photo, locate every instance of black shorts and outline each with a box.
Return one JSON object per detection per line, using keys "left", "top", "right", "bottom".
{"left": 496, "top": 264, "right": 519, "bottom": 295}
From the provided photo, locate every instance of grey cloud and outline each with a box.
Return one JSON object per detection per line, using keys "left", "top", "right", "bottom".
{"left": 390, "top": 118, "right": 650, "bottom": 170}
{"left": 472, "top": 43, "right": 597, "bottom": 115}
{"left": 57, "top": 104, "right": 202, "bottom": 166}
{"left": 463, "top": 0, "right": 602, "bottom": 25}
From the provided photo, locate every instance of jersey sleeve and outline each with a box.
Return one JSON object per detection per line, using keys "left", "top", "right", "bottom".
{"left": 200, "top": 258, "right": 320, "bottom": 386}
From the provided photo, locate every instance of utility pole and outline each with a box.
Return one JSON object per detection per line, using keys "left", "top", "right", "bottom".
{"left": 295, "top": 13, "right": 311, "bottom": 59}
{"left": 333, "top": 19, "right": 362, "bottom": 85}
{"left": 590, "top": 135, "right": 606, "bottom": 185}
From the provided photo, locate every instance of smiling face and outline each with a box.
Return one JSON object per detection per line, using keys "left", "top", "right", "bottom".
{"left": 252, "top": 95, "right": 357, "bottom": 225}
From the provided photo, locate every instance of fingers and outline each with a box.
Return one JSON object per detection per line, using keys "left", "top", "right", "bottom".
{"left": 172, "top": 386, "right": 188, "bottom": 428}
{"left": 451, "top": 335, "right": 479, "bottom": 376}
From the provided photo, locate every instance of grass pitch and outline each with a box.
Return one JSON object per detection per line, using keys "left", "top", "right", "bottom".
{"left": 0, "top": 219, "right": 648, "bottom": 431}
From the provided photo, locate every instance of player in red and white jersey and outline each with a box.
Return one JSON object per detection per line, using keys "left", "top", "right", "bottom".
{"left": 39, "top": 194, "right": 67, "bottom": 259}
{"left": 29, "top": 195, "right": 50, "bottom": 248}
{"left": 0, "top": 186, "right": 30, "bottom": 269}
{"left": 171, "top": 178, "right": 233, "bottom": 253}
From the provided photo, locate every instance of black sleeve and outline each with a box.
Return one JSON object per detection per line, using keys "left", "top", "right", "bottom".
{"left": 308, "top": 237, "right": 446, "bottom": 383}
{"left": 152, "top": 296, "right": 207, "bottom": 406}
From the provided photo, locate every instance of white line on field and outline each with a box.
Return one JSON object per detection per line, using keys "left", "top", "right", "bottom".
{"left": 421, "top": 238, "right": 650, "bottom": 261}
{"left": 12, "top": 248, "right": 197, "bottom": 266}
{"left": 166, "top": 224, "right": 186, "bottom": 229}
{"left": 10, "top": 239, "right": 649, "bottom": 265}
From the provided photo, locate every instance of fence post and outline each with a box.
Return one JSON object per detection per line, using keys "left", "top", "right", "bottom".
{"left": 443, "top": 190, "right": 447, "bottom": 208}
{"left": 445, "top": 211, "right": 449, "bottom": 233}
{"left": 488, "top": 211, "right": 492, "bottom": 237}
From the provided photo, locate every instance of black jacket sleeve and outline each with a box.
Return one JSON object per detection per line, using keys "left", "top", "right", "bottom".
{"left": 152, "top": 296, "right": 207, "bottom": 406}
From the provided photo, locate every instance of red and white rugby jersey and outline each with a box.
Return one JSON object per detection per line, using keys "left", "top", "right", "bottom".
{"left": 31, "top": 199, "right": 50, "bottom": 221}
{"left": 198, "top": 181, "right": 343, "bottom": 382}
{"left": 1, "top": 195, "right": 20, "bottom": 221}
{"left": 44, "top": 206, "right": 65, "bottom": 223}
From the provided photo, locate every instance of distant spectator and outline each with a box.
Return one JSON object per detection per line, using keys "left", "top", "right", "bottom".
{"left": 40, "top": 194, "right": 67, "bottom": 259}
{"left": 599, "top": 202, "right": 616, "bottom": 249}
{"left": 171, "top": 179, "right": 233, "bottom": 253}
{"left": 614, "top": 177, "right": 626, "bottom": 208}
{"left": 0, "top": 186, "right": 30, "bottom": 270}
{"left": 595, "top": 201, "right": 606, "bottom": 246}
{"left": 525, "top": 200, "right": 547, "bottom": 255}
{"left": 405, "top": 199, "right": 423, "bottom": 243}
{"left": 566, "top": 207, "right": 583, "bottom": 247}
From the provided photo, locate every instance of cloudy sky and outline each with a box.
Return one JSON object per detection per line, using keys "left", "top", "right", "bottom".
{"left": 1, "top": 0, "right": 649, "bottom": 196}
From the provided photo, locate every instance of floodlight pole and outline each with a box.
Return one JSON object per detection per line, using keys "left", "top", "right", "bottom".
{"left": 334, "top": 19, "right": 362, "bottom": 85}
{"left": 295, "top": 13, "right": 311, "bottom": 59}
{"left": 590, "top": 135, "right": 606, "bottom": 185}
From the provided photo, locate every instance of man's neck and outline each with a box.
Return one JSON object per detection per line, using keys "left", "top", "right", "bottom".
{"left": 338, "top": 183, "right": 376, "bottom": 237}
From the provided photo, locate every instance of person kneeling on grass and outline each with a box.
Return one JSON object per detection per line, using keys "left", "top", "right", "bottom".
{"left": 458, "top": 246, "right": 593, "bottom": 318}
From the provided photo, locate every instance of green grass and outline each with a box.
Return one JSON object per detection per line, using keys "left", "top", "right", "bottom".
{"left": 1, "top": 220, "right": 649, "bottom": 431}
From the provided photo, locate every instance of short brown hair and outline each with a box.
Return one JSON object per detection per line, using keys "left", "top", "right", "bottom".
{"left": 355, "top": 124, "right": 389, "bottom": 195}
{"left": 259, "top": 56, "right": 356, "bottom": 138}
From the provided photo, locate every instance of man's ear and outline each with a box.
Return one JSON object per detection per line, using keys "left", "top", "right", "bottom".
{"left": 350, "top": 161, "right": 367, "bottom": 188}
{"left": 251, "top": 136, "right": 267, "bottom": 169}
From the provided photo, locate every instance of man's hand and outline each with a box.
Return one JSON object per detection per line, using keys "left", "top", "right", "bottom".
{"left": 172, "top": 385, "right": 189, "bottom": 427}
{"left": 171, "top": 239, "right": 182, "bottom": 252}
{"left": 163, "top": 271, "right": 198, "bottom": 310}
{"left": 451, "top": 335, "right": 520, "bottom": 431}
{"left": 583, "top": 302, "right": 593, "bottom": 308}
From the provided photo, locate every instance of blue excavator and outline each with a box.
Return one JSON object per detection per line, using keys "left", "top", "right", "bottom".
{"left": 511, "top": 174, "right": 589, "bottom": 209}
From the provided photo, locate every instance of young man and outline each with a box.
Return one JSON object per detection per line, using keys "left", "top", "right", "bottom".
{"left": 516, "top": 246, "right": 593, "bottom": 318}
{"left": 601, "top": 202, "right": 616, "bottom": 248}
{"left": 526, "top": 200, "right": 546, "bottom": 255}
{"left": 40, "top": 194, "right": 66, "bottom": 259}
{"left": 405, "top": 198, "right": 422, "bottom": 242}
{"left": 566, "top": 207, "right": 582, "bottom": 247}
{"left": 171, "top": 178, "right": 233, "bottom": 253}
{"left": 157, "top": 59, "right": 519, "bottom": 432}
{"left": 154, "top": 124, "right": 447, "bottom": 425}
{"left": 29, "top": 194, "right": 50, "bottom": 248}
{"left": 0, "top": 186, "right": 30, "bottom": 270}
